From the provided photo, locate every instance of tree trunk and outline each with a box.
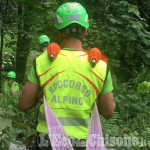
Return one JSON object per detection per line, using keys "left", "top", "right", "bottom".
{"left": 0, "top": 28, "right": 4, "bottom": 92}
{"left": 16, "top": 3, "right": 30, "bottom": 83}
{"left": 0, "top": 0, "right": 8, "bottom": 92}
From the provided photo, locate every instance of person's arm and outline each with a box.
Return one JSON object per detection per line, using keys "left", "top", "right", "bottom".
{"left": 97, "top": 92, "right": 115, "bottom": 119}
{"left": 19, "top": 81, "right": 42, "bottom": 111}
{"left": 19, "top": 64, "right": 42, "bottom": 111}
{"left": 97, "top": 70, "right": 115, "bottom": 119}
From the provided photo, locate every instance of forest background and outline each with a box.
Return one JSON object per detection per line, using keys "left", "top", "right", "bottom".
{"left": 0, "top": 0, "right": 150, "bottom": 149}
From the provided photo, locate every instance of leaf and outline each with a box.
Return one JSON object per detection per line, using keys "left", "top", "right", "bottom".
{"left": 145, "top": 52, "right": 150, "bottom": 58}
{"left": 0, "top": 117, "right": 12, "bottom": 131}
{"left": 128, "top": 6, "right": 140, "bottom": 17}
{"left": 137, "top": 81, "right": 150, "bottom": 94}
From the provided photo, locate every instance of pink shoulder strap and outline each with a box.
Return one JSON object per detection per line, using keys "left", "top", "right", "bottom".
{"left": 44, "top": 96, "right": 105, "bottom": 150}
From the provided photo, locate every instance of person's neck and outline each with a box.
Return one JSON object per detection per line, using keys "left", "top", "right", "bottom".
{"left": 60, "top": 38, "right": 83, "bottom": 50}
{"left": 42, "top": 47, "right": 47, "bottom": 52}
{"left": 8, "top": 80, "right": 14, "bottom": 86}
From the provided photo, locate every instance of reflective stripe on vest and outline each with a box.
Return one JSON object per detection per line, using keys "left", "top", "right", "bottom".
{"left": 36, "top": 50, "right": 107, "bottom": 139}
{"left": 38, "top": 111, "right": 90, "bottom": 126}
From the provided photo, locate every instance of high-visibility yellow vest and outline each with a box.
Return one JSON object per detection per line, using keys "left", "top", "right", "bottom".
{"left": 35, "top": 49, "right": 107, "bottom": 139}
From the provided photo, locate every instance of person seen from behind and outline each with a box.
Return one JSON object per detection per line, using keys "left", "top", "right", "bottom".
{"left": 3, "top": 71, "right": 19, "bottom": 95}
{"left": 19, "top": 2, "right": 115, "bottom": 150}
{"left": 38, "top": 35, "right": 50, "bottom": 52}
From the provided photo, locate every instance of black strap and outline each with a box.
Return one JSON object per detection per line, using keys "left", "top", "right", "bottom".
{"left": 33, "top": 58, "right": 39, "bottom": 85}
{"left": 104, "top": 64, "right": 109, "bottom": 83}
{"left": 33, "top": 59, "right": 38, "bottom": 80}
{"left": 33, "top": 59, "right": 43, "bottom": 106}
{"left": 97, "top": 64, "right": 109, "bottom": 99}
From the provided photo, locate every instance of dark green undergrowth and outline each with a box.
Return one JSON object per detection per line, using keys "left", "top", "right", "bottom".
{"left": 0, "top": 94, "right": 38, "bottom": 149}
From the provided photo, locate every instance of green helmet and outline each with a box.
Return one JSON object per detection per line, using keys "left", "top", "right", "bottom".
{"left": 7, "top": 71, "right": 16, "bottom": 79}
{"left": 54, "top": 2, "right": 89, "bottom": 29}
{"left": 38, "top": 35, "right": 50, "bottom": 44}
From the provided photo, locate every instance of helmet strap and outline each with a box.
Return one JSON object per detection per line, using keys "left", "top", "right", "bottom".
{"left": 82, "top": 28, "right": 87, "bottom": 38}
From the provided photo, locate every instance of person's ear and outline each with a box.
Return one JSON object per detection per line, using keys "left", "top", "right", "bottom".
{"left": 82, "top": 29, "right": 87, "bottom": 38}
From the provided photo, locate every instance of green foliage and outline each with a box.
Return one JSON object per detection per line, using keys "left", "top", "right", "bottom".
{"left": 101, "top": 112, "right": 120, "bottom": 137}
{"left": 1, "top": 0, "right": 149, "bottom": 80}
{"left": 138, "top": 81, "right": 150, "bottom": 94}
{"left": 83, "top": 0, "right": 150, "bottom": 79}
{"left": 111, "top": 68, "right": 150, "bottom": 149}
{"left": 0, "top": 94, "right": 38, "bottom": 149}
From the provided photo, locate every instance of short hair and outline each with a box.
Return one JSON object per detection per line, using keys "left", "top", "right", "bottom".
{"left": 59, "top": 24, "right": 86, "bottom": 41}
